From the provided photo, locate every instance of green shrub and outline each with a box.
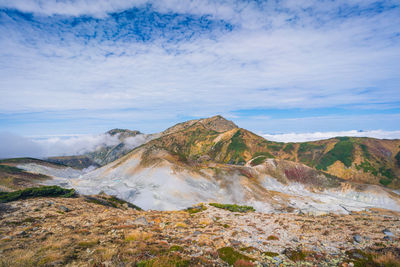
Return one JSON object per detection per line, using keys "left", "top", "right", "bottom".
{"left": 267, "top": 143, "right": 283, "bottom": 151}
{"left": 0, "top": 186, "right": 76, "bottom": 203}
{"left": 169, "top": 245, "right": 184, "bottom": 252}
{"left": 283, "top": 143, "right": 294, "bottom": 153}
{"left": 217, "top": 247, "right": 254, "bottom": 265}
{"left": 360, "top": 144, "right": 371, "bottom": 159}
{"left": 298, "top": 142, "right": 322, "bottom": 153}
{"left": 317, "top": 140, "right": 354, "bottom": 170}
{"left": 250, "top": 156, "right": 266, "bottom": 166}
{"left": 395, "top": 151, "right": 400, "bottom": 167}
{"left": 356, "top": 160, "right": 377, "bottom": 175}
{"left": 209, "top": 203, "right": 255, "bottom": 213}
{"left": 228, "top": 130, "right": 247, "bottom": 153}
{"left": 379, "top": 178, "right": 392, "bottom": 186}
{"left": 253, "top": 151, "right": 274, "bottom": 158}
{"left": 0, "top": 165, "right": 25, "bottom": 174}
{"left": 108, "top": 195, "right": 142, "bottom": 210}
{"left": 185, "top": 204, "right": 207, "bottom": 214}
{"left": 263, "top": 251, "right": 279, "bottom": 257}
{"left": 379, "top": 167, "right": 395, "bottom": 180}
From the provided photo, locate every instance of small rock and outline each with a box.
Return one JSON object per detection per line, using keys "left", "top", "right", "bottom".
{"left": 193, "top": 231, "right": 202, "bottom": 236}
{"left": 383, "top": 229, "right": 394, "bottom": 237}
{"left": 132, "top": 216, "right": 149, "bottom": 226}
{"left": 47, "top": 201, "right": 53, "bottom": 207}
{"left": 383, "top": 235, "right": 393, "bottom": 241}
{"left": 352, "top": 252, "right": 364, "bottom": 259}
{"left": 353, "top": 234, "right": 362, "bottom": 243}
{"left": 272, "top": 256, "right": 282, "bottom": 263}
{"left": 291, "top": 237, "right": 299, "bottom": 243}
{"left": 16, "top": 230, "right": 26, "bottom": 236}
{"left": 59, "top": 206, "right": 69, "bottom": 212}
{"left": 312, "top": 246, "right": 321, "bottom": 252}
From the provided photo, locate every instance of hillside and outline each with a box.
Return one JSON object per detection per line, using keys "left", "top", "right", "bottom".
{"left": 3, "top": 116, "right": 400, "bottom": 214}
{"left": 145, "top": 116, "right": 400, "bottom": 189}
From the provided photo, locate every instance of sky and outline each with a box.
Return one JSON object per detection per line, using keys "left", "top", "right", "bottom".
{"left": 1, "top": 0, "right": 400, "bottom": 157}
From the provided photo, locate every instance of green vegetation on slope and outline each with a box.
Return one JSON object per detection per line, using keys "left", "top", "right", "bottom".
{"left": 0, "top": 186, "right": 76, "bottom": 203}
{"left": 250, "top": 156, "right": 267, "bottom": 166}
{"left": 0, "top": 165, "right": 26, "bottom": 175}
{"left": 359, "top": 144, "right": 371, "bottom": 159}
{"left": 283, "top": 143, "right": 294, "bottom": 153}
{"left": 317, "top": 140, "right": 354, "bottom": 170}
{"left": 396, "top": 150, "right": 400, "bottom": 167}
{"left": 209, "top": 203, "right": 255, "bottom": 213}
{"left": 226, "top": 130, "right": 248, "bottom": 165}
{"left": 297, "top": 142, "right": 325, "bottom": 167}
{"left": 217, "top": 247, "right": 254, "bottom": 265}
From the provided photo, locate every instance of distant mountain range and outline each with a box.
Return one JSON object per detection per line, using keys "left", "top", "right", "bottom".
{"left": 1, "top": 115, "right": 400, "bottom": 213}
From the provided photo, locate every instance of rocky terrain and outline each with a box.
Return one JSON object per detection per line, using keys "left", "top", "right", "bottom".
{"left": 0, "top": 194, "right": 399, "bottom": 266}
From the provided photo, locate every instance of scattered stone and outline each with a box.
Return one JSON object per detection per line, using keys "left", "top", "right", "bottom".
{"left": 383, "top": 235, "right": 393, "bottom": 241}
{"left": 193, "top": 230, "right": 202, "bottom": 236}
{"left": 132, "top": 216, "right": 149, "bottom": 226}
{"left": 353, "top": 234, "right": 362, "bottom": 243}
{"left": 16, "top": 230, "right": 26, "bottom": 236}
{"left": 59, "top": 206, "right": 69, "bottom": 212}
{"left": 383, "top": 229, "right": 394, "bottom": 237}
{"left": 273, "top": 256, "right": 282, "bottom": 263}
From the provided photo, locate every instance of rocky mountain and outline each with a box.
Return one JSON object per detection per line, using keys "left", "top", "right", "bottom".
{"left": 140, "top": 116, "right": 400, "bottom": 189}
{"left": 46, "top": 128, "right": 152, "bottom": 169}
{"left": 2, "top": 116, "right": 400, "bottom": 214}
{"left": 84, "top": 128, "right": 145, "bottom": 166}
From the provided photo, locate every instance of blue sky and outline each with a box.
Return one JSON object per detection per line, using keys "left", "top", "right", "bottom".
{"left": 1, "top": 0, "right": 400, "bottom": 138}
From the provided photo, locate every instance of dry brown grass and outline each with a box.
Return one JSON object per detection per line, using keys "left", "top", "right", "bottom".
{"left": 373, "top": 251, "right": 400, "bottom": 266}
{"left": 125, "top": 230, "right": 153, "bottom": 242}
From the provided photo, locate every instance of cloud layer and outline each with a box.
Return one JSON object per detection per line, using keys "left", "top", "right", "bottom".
{"left": 0, "top": 0, "right": 399, "bottom": 135}
{"left": 263, "top": 130, "right": 400, "bottom": 143}
{"left": 0, "top": 131, "right": 149, "bottom": 159}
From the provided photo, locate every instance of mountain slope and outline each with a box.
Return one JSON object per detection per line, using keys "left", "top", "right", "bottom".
{"left": 8, "top": 116, "right": 400, "bottom": 213}
{"left": 145, "top": 116, "right": 400, "bottom": 189}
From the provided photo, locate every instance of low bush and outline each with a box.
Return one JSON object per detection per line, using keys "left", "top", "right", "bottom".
{"left": 209, "top": 203, "right": 255, "bottom": 213}
{"left": 0, "top": 186, "right": 75, "bottom": 203}
{"left": 217, "top": 247, "right": 254, "bottom": 265}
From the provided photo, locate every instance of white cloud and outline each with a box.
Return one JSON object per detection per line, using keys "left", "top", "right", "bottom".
{"left": 0, "top": 1, "right": 399, "bottom": 134}
{"left": 0, "top": 130, "right": 156, "bottom": 159}
{"left": 0, "top": 0, "right": 148, "bottom": 17}
{"left": 0, "top": 132, "right": 119, "bottom": 158}
{"left": 263, "top": 130, "right": 400, "bottom": 143}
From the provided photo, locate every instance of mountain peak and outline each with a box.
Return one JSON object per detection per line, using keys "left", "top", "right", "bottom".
{"left": 161, "top": 115, "right": 238, "bottom": 136}
{"left": 198, "top": 115, "right": 238, "bottom": 133}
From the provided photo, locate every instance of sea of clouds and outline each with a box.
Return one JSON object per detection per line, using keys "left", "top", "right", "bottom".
{"left": 0, "top": 132, "right": 150, "bottom": 159}
{"left": 263, "top": 130, "right": 400, "bottom": 143}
